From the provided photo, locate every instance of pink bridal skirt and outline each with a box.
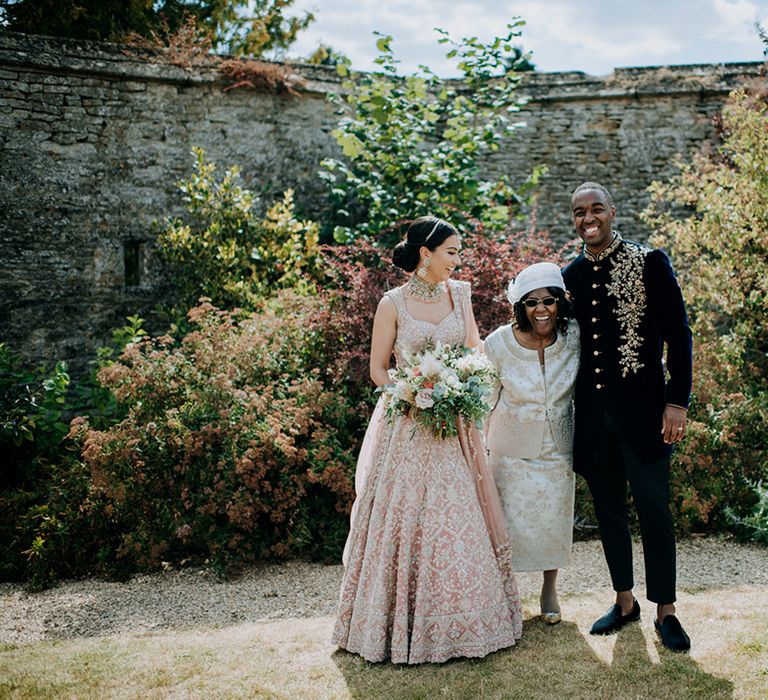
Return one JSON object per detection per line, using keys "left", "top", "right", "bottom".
{"left": 332, "top": 398, "right": 523, "bottom": 664}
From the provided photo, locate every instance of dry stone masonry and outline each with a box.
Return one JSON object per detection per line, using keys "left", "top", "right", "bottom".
{"left": 0, "top": 32, "right": 762, "bottom": 371}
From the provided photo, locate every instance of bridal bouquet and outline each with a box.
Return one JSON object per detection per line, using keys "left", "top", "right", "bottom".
{"left": 381, "top": 343, "right": 497, "bottom": 439}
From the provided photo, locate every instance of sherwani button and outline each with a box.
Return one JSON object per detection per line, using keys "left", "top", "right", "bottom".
{"left": 593, "top": 334, "right": 599, "bottom": 339}
{"left": 592, "top": 283, "right": 599, "bottom": 288}
{"left": 591, "top": 317, "right": 598, "bottom": 323}
{"left": 593, "top": 265, "right": 600, "bottom": 271}
{"left": 591, "top": 300, "right": 598, "bottom": 306}
{"left": 596, "top": 384, "right": 603, "bottom": 389}
{"left": 593, "top": 350, "right": 600, "bottom": 356}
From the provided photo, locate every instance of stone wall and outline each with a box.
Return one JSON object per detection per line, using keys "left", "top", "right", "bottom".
{"left": 0, "top": 33, "right": 343, "bottom": 371}
{"left": 0, "top": 32, "right": 762, "bottom": 371}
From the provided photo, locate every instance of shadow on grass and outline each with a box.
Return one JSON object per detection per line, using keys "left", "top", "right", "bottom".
{"left": 332, "top": 617, "right": 733, "bottom": 699}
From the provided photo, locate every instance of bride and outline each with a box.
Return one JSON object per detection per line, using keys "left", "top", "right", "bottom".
{"left": 331, "top": 216, "right": 523, "bottom": 664}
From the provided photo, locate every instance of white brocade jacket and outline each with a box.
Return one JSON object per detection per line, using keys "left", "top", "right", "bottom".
{"left": 484, "top": 320, "right": 580, "bottom": 459}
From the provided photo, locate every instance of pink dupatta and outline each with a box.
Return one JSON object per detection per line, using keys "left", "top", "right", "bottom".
{"left": 454, "top": 280, "right": 513, "bottom": 563}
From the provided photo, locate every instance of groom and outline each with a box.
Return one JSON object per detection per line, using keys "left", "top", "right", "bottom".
{"left": 562, "top": 182, "right": 693, "bottom": 652}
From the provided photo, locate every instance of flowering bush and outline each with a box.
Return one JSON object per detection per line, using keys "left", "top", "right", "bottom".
{"left": 91, "top": 296, "right": 354, "bottom": 570}
{"left": 383, "top": 343, "right": 497, "bottom": 438}
{"left": 5, "top": 296, "right": 357, "bottom": 585}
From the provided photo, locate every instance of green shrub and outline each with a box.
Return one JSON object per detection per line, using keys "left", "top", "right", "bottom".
{"left": 158, "top": 148, "right": 322, "bottom": 311}
{"left": 0, "top": 318, "right": 148, "bottom": 585}
{"left": 0, "top": 343, "right": 70, "bottom": 486}
{"left": 724, "top": 480, "right": 768, "bottom": 545}
{"left": 0, "top": 344, "right": 70, "bottom": 581}
{"left": 644, "top": 87, "right": 768, "bottom": 535}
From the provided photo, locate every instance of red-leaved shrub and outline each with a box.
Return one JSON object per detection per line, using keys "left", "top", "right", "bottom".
{"left": 63, "top": 294, "right": 357, "bottom": 576}
{"left": 317, "top": 222, "right": 576, "bottom": 398}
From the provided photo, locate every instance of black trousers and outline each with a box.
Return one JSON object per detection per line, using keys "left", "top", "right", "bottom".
{"left": 585, "top": 411, "right": 676, "bottom": 604}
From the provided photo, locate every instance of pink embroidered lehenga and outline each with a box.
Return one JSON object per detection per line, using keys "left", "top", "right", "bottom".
{"left": 332, "top": 279, "right": 523, "bottom": 664}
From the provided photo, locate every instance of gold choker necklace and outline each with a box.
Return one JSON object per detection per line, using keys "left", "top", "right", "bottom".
{"left": 407, "top": 275, "right": 446, "bottom": 303}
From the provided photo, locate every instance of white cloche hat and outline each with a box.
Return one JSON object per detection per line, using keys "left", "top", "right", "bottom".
{"left": 506, "top": 262, "right": 566, "bottom": 304}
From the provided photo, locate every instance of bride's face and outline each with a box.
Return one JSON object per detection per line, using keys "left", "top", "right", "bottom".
{"left": 421, "top": 235, "right": 461, "bottom": 283}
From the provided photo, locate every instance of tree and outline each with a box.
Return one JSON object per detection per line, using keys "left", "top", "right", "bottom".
{"left": 305, "top": 43, "right": 349, "bottom": 68}
{"left": 503, "top": 46, "right": 536, "bottom": 73}
{"left": 200, "top": 0, "right": 314, "bottom": 58}
{"left": 0, "top": 0, "right": 313, "bottom": 58}
{"left": 320, "top": 22, "right": 544, "bottom": 245}
{"left": 756, "top": 19, "right": 768, "bottom": 56}
{"left": 0, "top": 0, "right": 164, "bottom": 41}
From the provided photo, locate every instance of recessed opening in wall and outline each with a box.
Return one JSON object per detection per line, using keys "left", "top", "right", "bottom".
{"left": 124, "top": 241, "right": 142, "bottom": 287}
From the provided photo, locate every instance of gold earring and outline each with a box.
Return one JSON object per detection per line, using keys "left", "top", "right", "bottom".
{"left": 418, "top": 257, "right": 431, "bottom": 278}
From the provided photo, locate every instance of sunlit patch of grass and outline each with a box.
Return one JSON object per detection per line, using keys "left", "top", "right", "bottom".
{"left": 1, "top": 588, "right": 767, "bottom": 699}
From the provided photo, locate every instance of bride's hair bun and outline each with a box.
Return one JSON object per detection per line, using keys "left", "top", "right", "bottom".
{"left": 391, "top": 216, "right": 458, "bottom": 272}
{"left": 392, "top": 239, "right": 419, "bottom": 272}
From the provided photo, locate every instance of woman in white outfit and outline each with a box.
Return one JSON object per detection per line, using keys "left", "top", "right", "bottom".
{"left": 485, "top": 262, "right": 580, "bottom": 624}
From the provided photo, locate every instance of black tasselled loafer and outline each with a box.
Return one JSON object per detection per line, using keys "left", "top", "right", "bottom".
{"left": 589, "top": 599, "right": 641, "bottom": 635}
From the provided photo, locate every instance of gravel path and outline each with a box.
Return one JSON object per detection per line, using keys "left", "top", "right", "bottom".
{"left": 1, "top": 537, "right": 766, "bottom": 645}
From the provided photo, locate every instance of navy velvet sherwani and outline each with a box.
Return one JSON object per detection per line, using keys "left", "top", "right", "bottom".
{"left": 562, "top": 234, "right": 693, "bottom": 474}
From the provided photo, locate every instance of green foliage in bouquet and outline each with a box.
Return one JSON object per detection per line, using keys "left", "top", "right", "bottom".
{"left": 158, "top": 147, "right": 323, "bottom": 311}
{"left": 644, "top": 87, "right": 768, "bottom": 536}
{"left": 321, "top": 22, "right": 544, "bottom": 246}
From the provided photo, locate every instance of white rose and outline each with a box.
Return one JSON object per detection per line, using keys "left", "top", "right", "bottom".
{"left": 415, "top": 388, "right": 435, "bottom": 409}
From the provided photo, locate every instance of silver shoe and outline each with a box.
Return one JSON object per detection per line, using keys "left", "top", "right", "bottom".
{"left": 541, "top": 611, "right": 562, "bottom": 625}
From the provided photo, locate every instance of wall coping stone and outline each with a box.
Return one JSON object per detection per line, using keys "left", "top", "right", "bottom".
{"left": 1, "top": 31, "right": 763, "bottom": 102}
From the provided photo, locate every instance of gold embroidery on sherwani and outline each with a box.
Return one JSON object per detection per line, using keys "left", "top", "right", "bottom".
{"left": 606, "top": 242, "right": 651, "bottom": 377}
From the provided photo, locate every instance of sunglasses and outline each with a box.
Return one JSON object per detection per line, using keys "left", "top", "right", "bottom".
{"left": 522, "top": 296, "right": 558, "bottom": 308}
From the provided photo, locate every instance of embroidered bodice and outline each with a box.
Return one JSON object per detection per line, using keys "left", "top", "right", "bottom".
{"left": 385, "top": 279, "right": 469, "bottom": 366}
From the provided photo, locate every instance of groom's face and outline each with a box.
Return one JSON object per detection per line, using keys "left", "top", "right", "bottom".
{"left": 571, "top": 189, "right": 616, "bottom": 254}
